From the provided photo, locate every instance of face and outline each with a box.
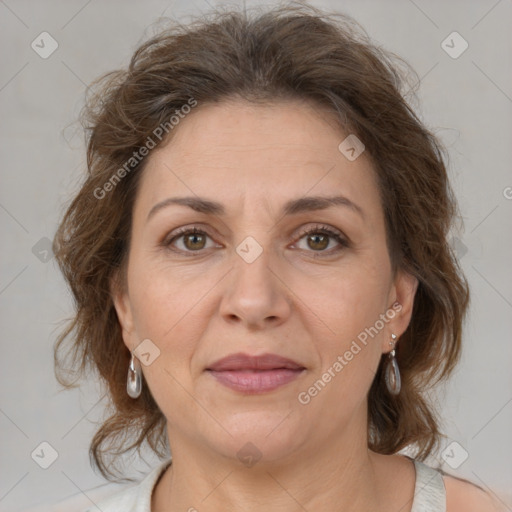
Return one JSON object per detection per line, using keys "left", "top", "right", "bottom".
{"left": 112, "top": 99, "right": 418, "bottom": 465}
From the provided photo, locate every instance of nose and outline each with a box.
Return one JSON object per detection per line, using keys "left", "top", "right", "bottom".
{"left": 219, "top": 241, "right": 292, "bottom": 330}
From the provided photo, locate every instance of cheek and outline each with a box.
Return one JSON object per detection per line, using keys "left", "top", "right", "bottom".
{"left": 128, "top": 253, "right": 198, "bottom": 333}
{"left": 306, "top": 261, "right": 389, "bottom": 383}
{"left": 311, "top": 260, "right": 388, "bottom": 335}
{"left": 127, "top": 268, "right": 203, "bottom": 411}
{"left": 127, "top": 257, "right": 216, "bottom": 375}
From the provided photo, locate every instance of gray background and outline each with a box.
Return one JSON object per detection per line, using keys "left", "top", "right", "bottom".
{"left": 1, "top": 0, "right": 511, "bottom": 510}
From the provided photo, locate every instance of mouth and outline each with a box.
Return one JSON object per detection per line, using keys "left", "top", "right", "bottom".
{"left": 205, "top": 352, "right": 306, "bottom": 394}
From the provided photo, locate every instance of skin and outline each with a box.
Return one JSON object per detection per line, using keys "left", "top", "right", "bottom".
{"left": 112, "top": 99, "right": 497, "bottom": 511}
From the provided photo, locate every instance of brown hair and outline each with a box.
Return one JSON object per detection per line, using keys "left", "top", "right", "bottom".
{"left": 53, "top": 1, "right": 470, "bottom": 480}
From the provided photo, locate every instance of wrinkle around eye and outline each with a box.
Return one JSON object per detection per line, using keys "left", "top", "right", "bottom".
{"left": 155, "top": 223, "right": 354, "bottom": 261}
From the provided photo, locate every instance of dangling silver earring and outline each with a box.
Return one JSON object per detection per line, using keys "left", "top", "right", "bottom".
{"left": 385, "top": 333, "right": 401, "bottom": 395}
{"left": 127, "top": 352, "right": 142, "bottom": 399}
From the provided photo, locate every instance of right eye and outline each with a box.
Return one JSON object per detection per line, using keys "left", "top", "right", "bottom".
{"left": 163, "top": 227, "right": 218, "bottom": 254}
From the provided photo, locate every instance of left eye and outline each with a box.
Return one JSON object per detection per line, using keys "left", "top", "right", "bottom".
{"left": 294, "top": 226, "right": 348, "bottom": 254}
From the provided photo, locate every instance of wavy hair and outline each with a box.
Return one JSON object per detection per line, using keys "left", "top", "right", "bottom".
{"left": 53, "top": 1, "right": 470, "bottom": 480}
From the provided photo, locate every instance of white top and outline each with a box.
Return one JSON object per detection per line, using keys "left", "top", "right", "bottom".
{"left": 85, "top": 457, "right": 446, "bottom": 512}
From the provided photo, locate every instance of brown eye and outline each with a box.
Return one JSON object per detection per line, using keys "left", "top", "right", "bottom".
{"left": 182, "top": 232, "right": 207, "bottom": 250}
{"left": 165, "top": 228, "right": 215, "bottom": 253}
{"left": 295, "top": 225, "right": 349, "bottom": 255}
{"left": 307, "top": 233, "right": 329, "bottom": 250}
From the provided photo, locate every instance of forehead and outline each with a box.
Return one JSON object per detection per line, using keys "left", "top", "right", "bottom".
{"left": 134, "top": 99, "right": 380, "bottom": 220}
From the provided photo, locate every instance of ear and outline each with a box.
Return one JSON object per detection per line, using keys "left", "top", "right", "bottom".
{"left": 382, "top": 269, "right": 419, "bottom": 353}
{"left": 110, "top": 270, "right": 137, "bottom": 352}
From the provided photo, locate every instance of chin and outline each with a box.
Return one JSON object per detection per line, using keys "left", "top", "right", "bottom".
{"left": 203, "top": 410, "right": 308, "bottom": 464}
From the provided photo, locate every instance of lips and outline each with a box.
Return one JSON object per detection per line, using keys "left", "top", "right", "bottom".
{"left": 205, "top": 353, "right": 306, "bottom": 394}
{"left": 206, "top": 352, "right": 304, "bottom": 372}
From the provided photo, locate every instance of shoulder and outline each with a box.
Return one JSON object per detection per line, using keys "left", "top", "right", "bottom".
{"left": 444, "top": 474, "right": 505, "bottom": 512}
{"left": 84, "top": 484, "right": 140, "bottom": 512}
{"left": 84, "top": 459, "right": 172, "bottom": 512}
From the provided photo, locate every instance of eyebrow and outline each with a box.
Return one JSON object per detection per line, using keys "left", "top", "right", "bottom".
{"left": 146, "top": 194, "right": 365, "bottom": 222}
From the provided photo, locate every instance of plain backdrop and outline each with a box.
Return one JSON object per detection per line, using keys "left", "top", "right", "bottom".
{"left": 0, "top": 0, "right": 511, "bottom": 510}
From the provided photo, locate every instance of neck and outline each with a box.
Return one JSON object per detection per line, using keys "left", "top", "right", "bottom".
{"left": 151, "top": 421, "right": 398, "bottom": 512}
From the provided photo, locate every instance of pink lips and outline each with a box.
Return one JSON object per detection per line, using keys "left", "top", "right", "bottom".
{"left": 206, "top": 353, "right": 306, "bottom": 394}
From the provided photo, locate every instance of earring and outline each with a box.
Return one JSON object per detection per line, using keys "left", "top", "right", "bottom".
{"left": 384, "top": 333, "right": 401, "bottom": 395}
{"left": 127, "top": 352, "right": 142, "bottom": 399}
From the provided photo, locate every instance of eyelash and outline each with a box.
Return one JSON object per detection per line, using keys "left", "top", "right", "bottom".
{"left": 163, "top": 224, "right": 349, "bottom": 258}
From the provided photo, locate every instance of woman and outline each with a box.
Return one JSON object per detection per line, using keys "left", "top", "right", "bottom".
{"left": 52, "top": 3, "right": 503, "bottom": 511}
